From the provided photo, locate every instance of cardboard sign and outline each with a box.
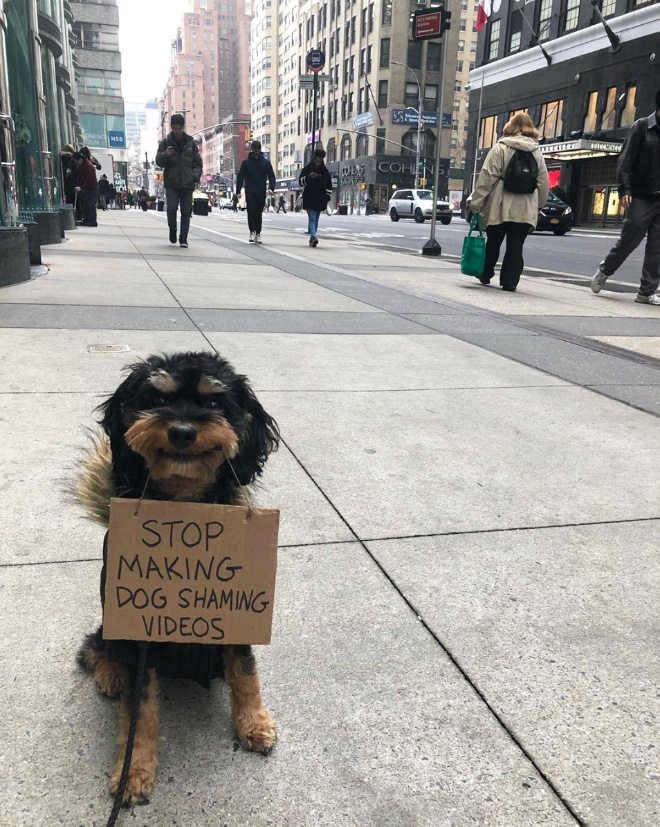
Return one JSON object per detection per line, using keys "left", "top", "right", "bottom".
{"left": 103, "top": 499, "right": 279, "bottom": 645}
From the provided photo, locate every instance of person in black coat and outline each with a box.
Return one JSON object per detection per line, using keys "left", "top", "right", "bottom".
{"left": 299, "top": 149, "right": 333, "bottom": 247}
{"left": 236, "top": 140, "right": 276, "bottom": 243}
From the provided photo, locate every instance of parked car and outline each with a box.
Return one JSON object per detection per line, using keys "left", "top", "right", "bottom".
{"left": 465, "top": 191, "right": 573, "bottom": 235}
{"left": 388, "top": 189, "right": 453, "bottom": 225}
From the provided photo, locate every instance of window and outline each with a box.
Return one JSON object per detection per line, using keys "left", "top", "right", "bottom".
{"left": 361, "top": 8, "right": 367, "bottom": 37}
{"left": 620, "top": 85, "right": 636, "bottom": 127}
{"left": 376, "top": 128, "right": 386, "bottom": 154}
{"left": 360, "top": 48, "right": 366, "bottom": 75}
{"left": 340, "top": 133, "right": 352, "bottom": 159}
{"left": 351, "top": 15, "right": 356, "bottom": 43}
{"left": 600, "top": 0, "right": 616, "bottom": 14}
{"left": 456, "top": 60, "right": 464, "bottom": 73}
{"left": 358, "top": 87, "right": 364, "bottom": 113}
{"left": 486, "top": 20, "right": 500, "bottom": 61}
{"left": 380, "top": 38, "right": 390, "bottom": 68}
{"left": 424, "top": 84, "right": 438, "bottom": 111}
{"left": 407, "top": 39, "right": 422, "bottom": 70}
{"left": 458, "top": 39, "right": 465, "bottom": 52}
{"left": 508, "top": 7, "right": 523, "bottom": 53}
{"left": 356, "top": 132, "right": 368, "bottom": 156}
{"left": 382, "top": 0, "right": 392, "bottom": 25}
{"left": 479, "top": 115, "right": 498, "bottom": 149}
{"left": 455, "top": 80, "right": 462, "bottom": 92}
{"left": 537, "top": 0, "right": 552, "bottom": 41}
{"left": 378, "top": 79, "right": 388, "bottom": 108}
{"left": 601, "top": 86, "right": 617, "bottom": 130}
{"left": 539, "top": 100, "right": 564, "bottom": 139}
{"left": 427, "top": 42, "right": 441, "bottom": 72}
{"left": 369, "top": 2, "right": 374, "bottom": 32}
{"left": 561, "top": 0, "right": 580, "bottom": 33}
{"left": 72, "top": 22, "right": 119, "bottom": 51}
{"left": 367, "top": 45, "right": 372, "bottom": 73}
{"left": 584, "top": 91, "right": 598, "bottom": 132}
{"left": 327, "top": 137, "right": 336, "bottom": 163}
{"left": 77, "top": 68, "right": 122, "bottom": 97}
{"left": 404, "top": 82, "right": 419, "bottom": 109}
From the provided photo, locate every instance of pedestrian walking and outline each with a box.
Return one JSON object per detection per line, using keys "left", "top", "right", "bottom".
{"left": 276, "top": 194, "right": 287, "bottom": 213}
{"left": 470, "top": 113, "right": 549, "bottom": 292}
{"left": 236, "top": 140, "right": 276, "bottom": 243}
{"left": 67, "top": 151, "right": 84, "bottom": 222}
{"left": 137, "top": 188, "right": 148, "bottom": 211}
{"left": 126, "top": 191, "right": 134, "bottom": 209}
{"left": 98, "top": 174, "right": 111, "bottom": 211}
{"left": 591, "top": 89, "right": 660, "bottom": 305}
{"left": 156, "top": 114, "right": 203, "bottom": 248}
{"left": 299, "top": 148, "right": 333, "bottom": 248}
{"left": 365, "top": 195, "right": 372, "bottom": 216}
{"left": 108, "top": 183, "right": 117, "bottom": 210}
{"left": 73, "top": 153, "right": 99, "bottom": 226}
{"left": 231, "top": 193, "right": 238, "bottom": 212}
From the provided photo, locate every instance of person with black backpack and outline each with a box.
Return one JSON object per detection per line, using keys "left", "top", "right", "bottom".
{"left": 470, "top": 113, "right": 549, "bottom": 291}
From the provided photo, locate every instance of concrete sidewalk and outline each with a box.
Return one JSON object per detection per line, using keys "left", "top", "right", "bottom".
{"left": 1, "top": 209, "right": 659, "bottom": 827}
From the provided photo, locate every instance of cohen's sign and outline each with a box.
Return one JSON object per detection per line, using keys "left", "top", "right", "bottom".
{"left": 378, "top": 160, "right": 447, "bottom": 176}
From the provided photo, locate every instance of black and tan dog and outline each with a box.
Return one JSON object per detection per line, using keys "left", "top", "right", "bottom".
{"left": 76, "top": 351, "right": 279, "bottom": 805}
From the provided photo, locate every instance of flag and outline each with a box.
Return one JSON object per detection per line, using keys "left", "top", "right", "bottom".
{"left": 476, "top": 0, "right": 501, "bottom": 32}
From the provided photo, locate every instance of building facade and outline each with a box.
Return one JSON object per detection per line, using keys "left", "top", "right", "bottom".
{"left": 467, "top": 0, "right": 660, "bottom": 227}
{"left": 70, "top": 0, "right": 126, "bottom": 159}
{"left": 291, "top": 0, "right": 460, "bottom": 214}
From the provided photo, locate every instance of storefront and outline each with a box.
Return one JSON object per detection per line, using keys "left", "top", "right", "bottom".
{"left": 540, "top": 138, "right": 624, "bottom": 229}
{"left": 0, "top": 0, "right": 18, "bottom": 225}
{"left": 326, "top": 154, "right": 451, "bottom": 215}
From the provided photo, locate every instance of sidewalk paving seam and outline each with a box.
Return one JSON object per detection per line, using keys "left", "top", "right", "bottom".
{"left": 277, "top": 436, "right": 586, "bottom": 826}
{"left": 5, "top": 516, "right": 659, "bottom": 570}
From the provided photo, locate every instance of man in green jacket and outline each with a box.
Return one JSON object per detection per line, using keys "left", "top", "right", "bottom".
{"left": 156, "top": 114, "right": 202, "bottom": 248}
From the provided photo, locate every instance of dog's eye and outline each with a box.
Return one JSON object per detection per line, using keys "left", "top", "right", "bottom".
{"left": 152, "top": 396, "right": 166, "bottom": 407}
{"left": 207, "top": 400, "right": 220, "bottom": 410}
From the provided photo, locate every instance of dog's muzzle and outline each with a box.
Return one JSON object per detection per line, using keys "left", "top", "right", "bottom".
{"left": 168, "top": 424, "right": 197, "bottom": 449}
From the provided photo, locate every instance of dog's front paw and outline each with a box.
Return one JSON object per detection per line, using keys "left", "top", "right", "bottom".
{"left": 236, "top": 709, "right": 277, "bottom": 755}
{"left": 94, "top": 661, "right": 123, "bottom": 698}
{"left": 109, "top": 751, "right": 157, "bottom": 805}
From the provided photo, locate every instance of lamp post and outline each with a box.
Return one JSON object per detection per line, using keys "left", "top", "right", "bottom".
{"left": 392, "top": 60, "right": 423, "bottom": 189}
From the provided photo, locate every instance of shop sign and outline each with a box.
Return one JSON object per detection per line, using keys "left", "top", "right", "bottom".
{"left": 353, "top": 112, "right": 374, "bottom": 129}
{"left": 392, "top": 109, "right": 439, "bottom": 127}
{"left": 339, "top": 162, "right": 365, "bottom": 184}
{"left": 108, "top": 131, "right": 126, "bottom": 149}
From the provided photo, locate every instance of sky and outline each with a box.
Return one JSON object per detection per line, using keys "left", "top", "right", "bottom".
{"left": 117, "top": 0, "right": 188, "bottom": 104}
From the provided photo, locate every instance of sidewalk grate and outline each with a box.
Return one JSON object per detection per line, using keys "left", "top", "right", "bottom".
{"left": 87, "top": 344, "right": 131, "bottom": 353}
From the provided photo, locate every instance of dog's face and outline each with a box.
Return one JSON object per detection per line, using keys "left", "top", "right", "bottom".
{"left": 100, "top": 352, "right": 279, "bottom": 498}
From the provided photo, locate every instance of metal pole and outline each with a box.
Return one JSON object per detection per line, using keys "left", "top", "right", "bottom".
{"left": 416, "top": 86, "right": 422, "bottom": 189}
{"left": 422, "top": 36, "right": 448, "bottom": 256}
{"left": 312, "top": 72, "right": 319, "bottom": 153}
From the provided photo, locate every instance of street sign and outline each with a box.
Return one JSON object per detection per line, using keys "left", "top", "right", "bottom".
{"left": 412, "top": 7, "right": 451, "bottom": 40}
{"left": 306, "top": 49, "right": 326, "bottom": 73}
{"left": 353, "top": 112, "right": 375, "bottom": 129}
{"left": 392, "top": 109, "right": 439, "bottom": 126}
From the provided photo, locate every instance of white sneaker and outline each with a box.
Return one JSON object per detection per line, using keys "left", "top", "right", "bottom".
{"left": 590, "top": 267, "right": 608, "bottom": 293}
{"left": 249, "top": 232, "right": 256, "bottom": 243}
{"left": 635, "top": 293, "right": 660, "bottom": 306}
{"left": 255, "top": 233, "right": 262, "bottom": 244}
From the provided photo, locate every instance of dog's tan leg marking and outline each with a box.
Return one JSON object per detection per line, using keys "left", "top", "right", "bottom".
{"left": 224, "top": 646, "right": 276, "bottom": 754}
{"left": 110, "top": 667, "right": 160, "bottom": 805}
{"left": 80, "top": 644, "right": 124, "bottom": 698}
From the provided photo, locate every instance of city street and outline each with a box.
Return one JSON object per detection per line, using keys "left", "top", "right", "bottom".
{"left": 2, "top": 209, "right": 660, "bottom": 826}
{"left": 213, "top": 208, "right": 646, "bottom": 286}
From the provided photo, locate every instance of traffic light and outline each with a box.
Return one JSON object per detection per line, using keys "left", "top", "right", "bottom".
{"left": 360, "top": 183, "right": 366, "bottom": 190}
{"left": 441, "top": 9, "right": 452, "bottom": 35}
{"left": 245, "top": 127, "right": 252, "bottom": 142}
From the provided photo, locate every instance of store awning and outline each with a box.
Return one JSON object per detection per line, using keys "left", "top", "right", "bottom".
{"left": 539, "top": 138, "right": 623, "bottom": 161}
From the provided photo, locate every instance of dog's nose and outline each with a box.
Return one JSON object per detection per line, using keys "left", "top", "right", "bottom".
{"left": 168, "top": 424, "right": 197, "bottom": 449}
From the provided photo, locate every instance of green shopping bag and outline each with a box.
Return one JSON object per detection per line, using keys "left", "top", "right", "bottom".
{"left": 461, "top": 214, "right": 486, "bottom": 277}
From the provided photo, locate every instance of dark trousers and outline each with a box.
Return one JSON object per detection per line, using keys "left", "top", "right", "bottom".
{"left": 166, "top": 187, "right": 193, "bottom": 242}
{"left": 82, "top": 188, "right": 98, "bottom": 225}
{"left": 482, "top": 222, "right": 529, "bottom": 289}
{"left": 246, "top": 193, "right": 266, "bottom": 233}
{"left": 601, "top": 198, "right": 660, "bottom": 297}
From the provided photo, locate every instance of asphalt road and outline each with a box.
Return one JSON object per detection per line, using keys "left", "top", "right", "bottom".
{"left": 211, "top": 208, "right": 646, "bottom": 287}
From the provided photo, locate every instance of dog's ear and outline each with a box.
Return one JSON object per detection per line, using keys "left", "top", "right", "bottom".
{"left": 97, "top": 364, "right": 145, "bottom": 456}
{"left": 231, "top": 377, "right": 280, "bottom": 486}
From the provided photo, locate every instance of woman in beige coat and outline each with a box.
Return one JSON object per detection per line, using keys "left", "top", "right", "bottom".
{"left": 471, "top": 113, "right": 549, "bottom": 291}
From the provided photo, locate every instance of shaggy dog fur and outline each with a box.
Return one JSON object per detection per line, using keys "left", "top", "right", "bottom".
{"left": 76, "top": 352, "right": 280, "bottom": 805}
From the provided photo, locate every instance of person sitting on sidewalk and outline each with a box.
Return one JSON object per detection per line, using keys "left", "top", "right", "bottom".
{"left": 236, "top": 140, "right": 276, "bottom": 243}
{"left": 470, "top": 113, "right": 549, "bottom": 292}
{"left": 591, "top": 89, "right": 660, "bottom": 305}
{"left": 156, "top": 114, "right": 203, "bottom": 249}
{"left": 299, "top": 149, "right": 333, "bottom": 248}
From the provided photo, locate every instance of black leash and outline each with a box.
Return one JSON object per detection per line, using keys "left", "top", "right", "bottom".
{"left": 106, "top": 642, "right": 149, "bottom": 827}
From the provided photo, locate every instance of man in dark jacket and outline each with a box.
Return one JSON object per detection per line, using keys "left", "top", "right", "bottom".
{"left": 592, "top": 90, "right": 660, "bottom": 304}
{"left": 75, "top": 154, "right": 99, "bottom": 227}
{"left": 236, "top": 140, "right": 276, "bottom": 243}
{"left": 156, "top": 114, "right": 202, "bottom": 248}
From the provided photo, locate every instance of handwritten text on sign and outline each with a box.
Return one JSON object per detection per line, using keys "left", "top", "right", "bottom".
{"left": 103, "top": 499, "right": 279, "bottom": 645}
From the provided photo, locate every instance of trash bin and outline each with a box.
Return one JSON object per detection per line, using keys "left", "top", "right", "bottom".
{"left": 337, "top": 204, "right": 348, "bottom": 215}
{"left": 157, "top": 200, "right": 165, "bottom": 212}
{"left": 194, "top": 198, "right": 209, "bottom": 216}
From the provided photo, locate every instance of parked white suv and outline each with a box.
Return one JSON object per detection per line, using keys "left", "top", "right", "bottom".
{"left": 388, "top": 189, "right": 452, "bottom": 225}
